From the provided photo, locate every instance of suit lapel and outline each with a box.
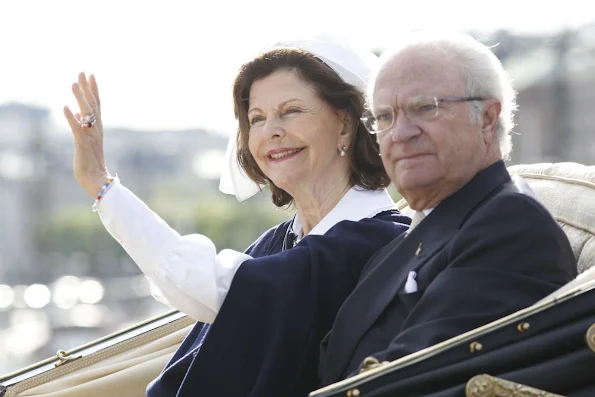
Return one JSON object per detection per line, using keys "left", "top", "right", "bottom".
{"left": 322, "top": 211, "right": 456, "bottom": 381}
{"left": 321, "top": 161, "right": 512, "bottom": 383}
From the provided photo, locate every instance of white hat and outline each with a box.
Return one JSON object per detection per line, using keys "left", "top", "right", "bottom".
{"left": 219, "top": 33, "right": 379, "bottom": 202}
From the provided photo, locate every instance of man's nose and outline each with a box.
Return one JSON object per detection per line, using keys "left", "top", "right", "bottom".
{"left": 389, "top": 112, "right": 421, "bottom": 143}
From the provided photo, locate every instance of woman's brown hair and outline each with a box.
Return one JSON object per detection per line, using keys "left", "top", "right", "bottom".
{"left": 233, "top": 48, "right": 390, "bottom": 207}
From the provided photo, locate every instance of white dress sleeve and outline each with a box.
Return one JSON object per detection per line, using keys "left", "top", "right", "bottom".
{"left": 96, "top": 180, "right": 252, "bottom": 323}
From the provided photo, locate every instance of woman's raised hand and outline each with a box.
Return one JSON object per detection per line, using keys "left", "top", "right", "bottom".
{"left": 64, "top": 72, "right": 110, "bottom": 199}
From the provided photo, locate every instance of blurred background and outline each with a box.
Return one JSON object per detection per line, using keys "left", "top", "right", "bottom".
{"left": 1, "top": 0, "right": 594, "bottom": 375}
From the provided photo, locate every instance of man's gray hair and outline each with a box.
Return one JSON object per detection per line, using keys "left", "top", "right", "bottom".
{"left": 373, "top": 31, "right": 518, "bottom": 160}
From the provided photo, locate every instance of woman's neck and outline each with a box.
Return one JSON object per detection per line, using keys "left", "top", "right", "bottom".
{"left": 293, "top": 179, "right": 352, "bottom": 236}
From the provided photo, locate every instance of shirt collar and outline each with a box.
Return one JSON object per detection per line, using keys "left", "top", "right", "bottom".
{"left": 292, "top": 187, "right": 395, "bottom": 237}
{"left": 422, "top": 208, "right": 435, "bottom": 216}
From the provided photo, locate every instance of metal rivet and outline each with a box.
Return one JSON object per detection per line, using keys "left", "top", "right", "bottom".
{"left": 517, "top": 322, "right": 530, "bottom": 332}
{"left": 587, "top": 323, "right": 595, "bottom": 353}
{"left": 469, "top": 341, "right": 483, "bottom": 353}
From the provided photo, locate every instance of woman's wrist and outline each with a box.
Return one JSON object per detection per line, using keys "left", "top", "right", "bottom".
{"left": 81, "top": 173, "right": 112, "bottom": 199}
{"left": 92, "top": 175, "right": 118, "bottom": 212}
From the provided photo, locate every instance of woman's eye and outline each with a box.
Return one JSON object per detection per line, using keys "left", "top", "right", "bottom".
{"left": 250, "top": 116, "right": 265, "bottom": 125}
{"left": 285, "top": 108, "right": 302, "bottom": 115}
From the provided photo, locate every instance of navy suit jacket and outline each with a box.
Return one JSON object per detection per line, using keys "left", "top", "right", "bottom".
{"left": 319, "top": 161, "right": 577, "bottom": 385}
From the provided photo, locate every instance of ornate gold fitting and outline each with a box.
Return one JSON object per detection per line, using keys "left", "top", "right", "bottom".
{"left": 465, "top": 374, "right": 565, "bottom": 397}
{"left": 54, "top": 349, "right": 82, "bottom": 368}
{"left": 359, "top": 356, "right": 389, "bottom": 374}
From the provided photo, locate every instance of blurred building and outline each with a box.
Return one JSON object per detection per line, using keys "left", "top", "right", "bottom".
{"left": 0, "top": 104, "right": 231, "bottom": 373}
{"left": 472, "top": 25, "right": 595, "bottom": 164}
{"left": 0, "top": 104, "right": 51, "bottom": 280}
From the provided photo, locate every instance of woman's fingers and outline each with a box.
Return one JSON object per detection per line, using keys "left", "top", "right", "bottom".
{"left": 78, "top": 72, "right": 98, "bottom": 111}
{"left": 89, "top": 74, "right": 101, "bottom": 115}
{"left": 65, "top": 72, "right": 103, "bottom": 134}
{"left": 70, "top": 72, "right": 101, "bottom": 129}
{"left": 63, "top": 106, "right": 82, "bottom": 134}
{"left": 72, "top": 81, "right": 93, "bottom": 118}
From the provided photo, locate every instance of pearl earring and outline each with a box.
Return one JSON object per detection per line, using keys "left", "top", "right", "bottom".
{"left": 340, "top": 146, "right": 347, "bottom": 157}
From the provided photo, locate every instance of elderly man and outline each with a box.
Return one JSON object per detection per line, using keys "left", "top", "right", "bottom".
{"left": 318, "top": 32, "right": 577, "bottom": 385}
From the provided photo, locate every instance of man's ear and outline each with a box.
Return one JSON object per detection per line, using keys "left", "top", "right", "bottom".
{"left": 482, "top": 100, "right": 501, "bottom": 144}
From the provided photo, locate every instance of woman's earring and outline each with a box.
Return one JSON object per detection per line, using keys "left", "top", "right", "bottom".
{"left": 340, "top": 146, "right": 347, "bottom": 157}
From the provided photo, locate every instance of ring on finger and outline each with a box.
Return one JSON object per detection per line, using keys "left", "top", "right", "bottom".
{"left": 80, "top": 113, "right": 97, "bottom": 128}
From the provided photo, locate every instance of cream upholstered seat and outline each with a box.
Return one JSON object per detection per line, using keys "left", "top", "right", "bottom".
{"left": 1, "top": 312, "right": 195, "bottom": 397}
{"left": 506, "top": 163, "right": 595, "bottom": 300}
{"left": 506, "top": 162, "right": 595, "bottom": 274}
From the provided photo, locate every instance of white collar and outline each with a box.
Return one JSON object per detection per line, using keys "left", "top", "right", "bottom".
{"left": 292, "top": 187, "right": 395, "bottom": 238}
{"left": 422, "top": 208, "right": 434, "bottom": 216}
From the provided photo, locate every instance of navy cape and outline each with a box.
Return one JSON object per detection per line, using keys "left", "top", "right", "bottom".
{"left": 148, "top": 210, "right": 409, "bottom": 397}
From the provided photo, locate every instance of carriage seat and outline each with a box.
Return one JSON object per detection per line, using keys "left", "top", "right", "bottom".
{"left": 507, "top": 162, "right": 595, "bottom": 300}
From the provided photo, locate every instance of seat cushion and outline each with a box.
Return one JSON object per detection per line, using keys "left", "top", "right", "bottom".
{"left": 508, "top": 162, "right": 595, "bottom": 274}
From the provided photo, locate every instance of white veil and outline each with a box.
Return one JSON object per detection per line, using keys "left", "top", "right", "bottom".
{"left": 218, "top": 33, "right": 379, "bottom": 202}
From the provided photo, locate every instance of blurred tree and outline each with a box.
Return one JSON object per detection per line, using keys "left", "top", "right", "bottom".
{"left": 37, "top": 206, "right": 123, "bottom": 255}
{"left": 36, "top": 184, "right": 401, "bottom": 271}
{"left": 36, "top": 193, "right": 289, "bottom": 268}
{"left": 190, "top": 197, "right": 290, "bottom": 251}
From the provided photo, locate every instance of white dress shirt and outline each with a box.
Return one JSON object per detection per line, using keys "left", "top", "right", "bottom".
{"left": 96, "top": 181, "right": 395, "bottom": 323}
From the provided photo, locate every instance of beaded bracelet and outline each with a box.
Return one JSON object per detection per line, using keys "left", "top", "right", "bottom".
{"left": 92, "top": 175, "right": 118, "bottom": 212}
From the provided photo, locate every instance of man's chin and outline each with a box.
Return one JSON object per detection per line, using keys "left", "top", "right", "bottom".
{"left": 394, "top": 170, "right": 440, "bottom": 194}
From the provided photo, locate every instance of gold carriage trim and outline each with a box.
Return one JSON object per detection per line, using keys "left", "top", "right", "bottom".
{"left": 465, "top": 374, "right": 564, "bottom": 397}
{"left": 309, "top": 280, "right": 595, "bottom": 397}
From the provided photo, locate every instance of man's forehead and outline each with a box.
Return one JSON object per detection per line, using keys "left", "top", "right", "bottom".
{"left": 373, "top": 50, "right": 462, "bottom": 104}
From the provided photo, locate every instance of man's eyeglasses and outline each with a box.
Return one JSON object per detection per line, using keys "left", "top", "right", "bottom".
{"left": 360, "top": 96, "right": 486, "bottom": 135}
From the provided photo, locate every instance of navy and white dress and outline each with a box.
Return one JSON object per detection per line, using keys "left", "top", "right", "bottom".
{"left": 95, "top": 182, "right": 410, "bottom": 396}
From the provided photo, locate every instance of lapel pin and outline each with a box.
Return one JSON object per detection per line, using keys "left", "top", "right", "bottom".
{"left": 415, "top": 242, "right": 422, "bottom": 256}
